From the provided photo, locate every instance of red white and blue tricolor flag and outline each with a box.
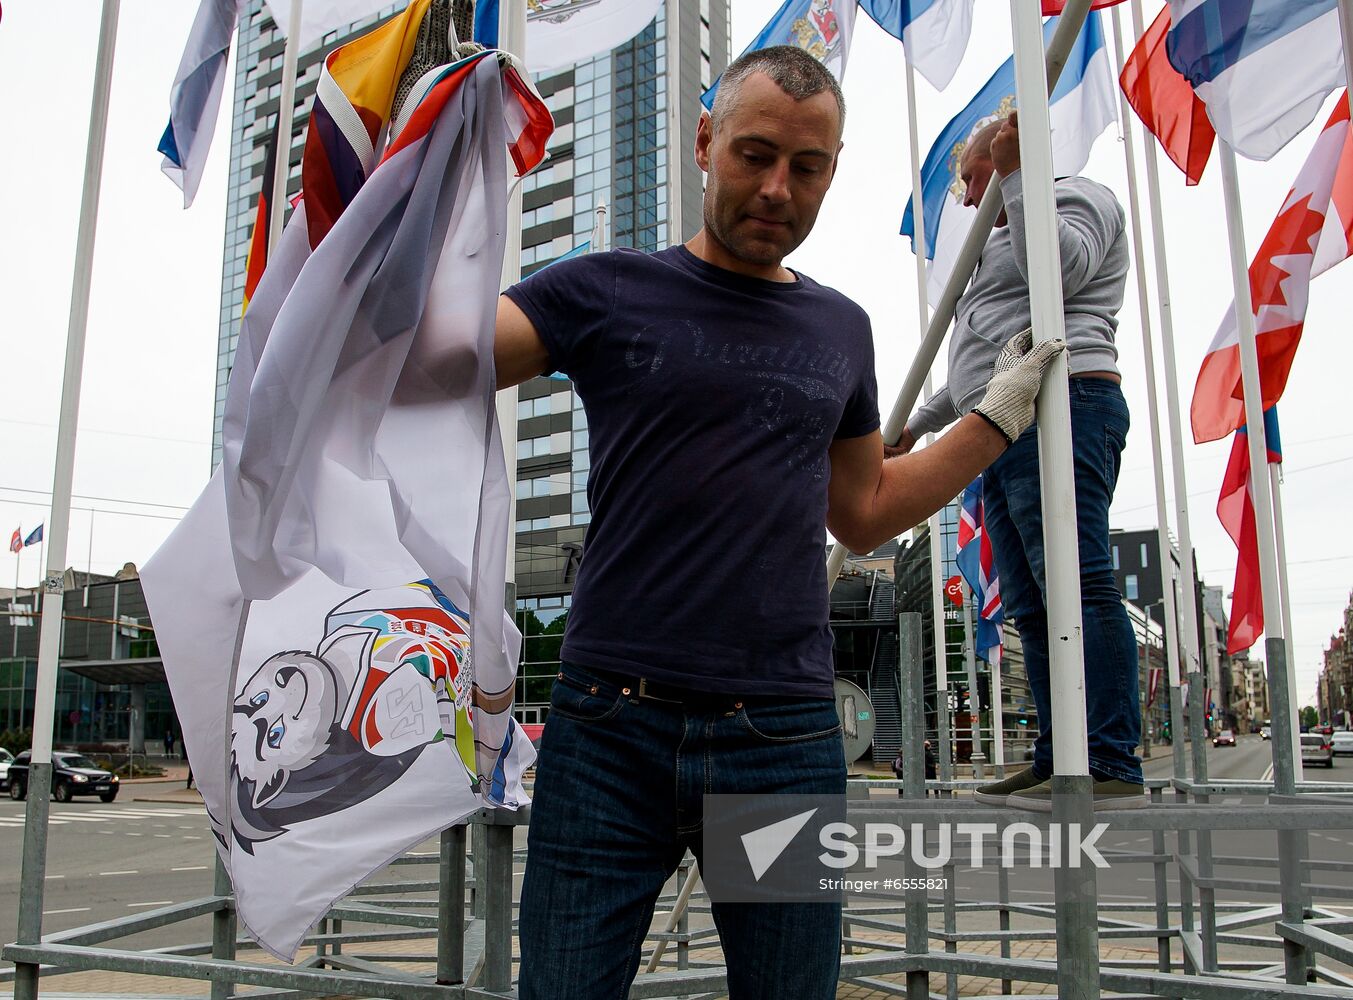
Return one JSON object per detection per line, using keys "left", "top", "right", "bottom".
{"left": 956, "top": 477, "right": 1003, "bottom": 665}
{"left": 1217, "top": 406, "right": 1281, "bottom": 654}
{"left": 1166, "top": 0, "right": 1344, "bottom": 161}
{"left": 8, "top": 529, "right": 20, "bottom": 555}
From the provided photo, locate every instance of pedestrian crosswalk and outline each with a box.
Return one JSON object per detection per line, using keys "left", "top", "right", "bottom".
{"left": 0, "top": 805, "right": 206, "bottom": 829}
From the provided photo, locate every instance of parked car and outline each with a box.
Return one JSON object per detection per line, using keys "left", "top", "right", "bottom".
{"left": 1332, "top": 731, "right": 1353, "bottom": 757}
{"left": 0, "top": 748, "right": 13, "bottom": 790}
{"left": 1300, "top": 733, "right": 1335, "bottom": 769}
{"left": 1212, "top": 729, "right": 1236, "bottom": 747}
{"left": 8, "top": 751, "right": 120, "bottom": 802}
{"left": 1260, "top": 726, "right": 1272, "bottom": 741}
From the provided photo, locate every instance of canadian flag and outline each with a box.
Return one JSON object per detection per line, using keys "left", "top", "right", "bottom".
{"left": 1191, "top": 93, "right": 1353, "bottom": 443}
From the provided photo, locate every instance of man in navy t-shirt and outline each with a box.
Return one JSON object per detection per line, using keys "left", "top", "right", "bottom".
{"left": 490, "top": 45, "right": 1062, "bottom": 1000}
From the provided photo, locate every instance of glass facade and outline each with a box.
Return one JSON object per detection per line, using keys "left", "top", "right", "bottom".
{"left": 214, "top": 2, "right": 731, "bottom": 719}
{"left": 3, "top": 577, "right": 177, "bottom": 748}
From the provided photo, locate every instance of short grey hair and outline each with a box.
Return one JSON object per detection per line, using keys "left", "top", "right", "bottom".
{"left": 709, "top": 46, "right": 846, "bottom": 136}
{"left": 963, "top": 119, "right": 1005, "bottom": 163}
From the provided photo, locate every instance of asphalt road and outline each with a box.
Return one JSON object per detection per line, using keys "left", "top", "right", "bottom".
{"left": 0, "top": 793, "right": 220, "bottom": 953}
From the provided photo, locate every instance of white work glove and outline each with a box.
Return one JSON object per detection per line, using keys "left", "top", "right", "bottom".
{"left": 971, "top": 328, "right": 1066, "bottom": 444}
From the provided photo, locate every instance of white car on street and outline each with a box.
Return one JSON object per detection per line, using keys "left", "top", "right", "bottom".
{"left": 1301, "top": 733, "right": 1335, "bottom": 769}
{"left": 0, "top": 748, "right": 11, "bottom": 789}
{"left": 1332, "top": 731, "right": 1353, "bottom": 757}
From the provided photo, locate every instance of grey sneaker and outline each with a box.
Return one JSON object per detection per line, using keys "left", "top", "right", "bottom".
{"left": 1008, "top": 776, "right": 1148, "bottom": 812}
{"left": 973, "top": 766, "right": 1045, "bottom": 806}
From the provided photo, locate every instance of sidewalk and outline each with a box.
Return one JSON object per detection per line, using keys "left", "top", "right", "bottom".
{"left": 116, "top": 755, "right": 203, "bottom": 806}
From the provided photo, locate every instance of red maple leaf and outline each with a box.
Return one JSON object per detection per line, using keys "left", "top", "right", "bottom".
{"left": 1248, "top": 193, "right": 1325, "bottom": 311}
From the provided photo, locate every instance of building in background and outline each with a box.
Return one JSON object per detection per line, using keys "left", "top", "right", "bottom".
{"left": 891, "top": 503, "right": 1033, "bottom": 771}
{"left": 1319, "top": 591, "right": 1353, "bottom": 728}
{"left": 213, "top": 2, "right": 731, "bottom": 721}
{"left": 1, "top": 567, "right": 173, "bottom": 752}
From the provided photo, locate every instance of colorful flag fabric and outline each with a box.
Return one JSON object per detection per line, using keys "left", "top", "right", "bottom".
{"left": 1120, "top": 3, "right": 1214, "bottom": 185}
{"left": 1191, "top": 93, "right": 1353, "bottom": 443}
{"left": 1166, "top": 0, "right": 1343, "bottom": 161}
{"left": 857, "top": 0, "right": 975, "bottom": 91}
{"left": 956, "top": 477, "right": 1003, "bottom": 664}
{"left": 22, "top": 525, "right": 42, "bottom": 548}
{"left": 473, "top": 0, "right": 499, "bottom": 46}
{"left": 901, "top": 11, "right": 1117, "bottom": 300}
{"left": 300, "top": 0, "right": 435, "bottom": 249}
{"left": 1041, "top": 0, "right": 1127, "bottom": 12}
{"left": 1218, "top": 407, "right": 1281, "bottom": 654}
{"left": 477, "top": 0, "right": 663, "bottom": 75}
{"left": 142, "top": 49, "right": 553, "bottom": 961}
{"left": 8, "top": 529, "right": 20, "bottom": 554}
{"left": 159, "top": 0, "right": 246, "bottom": 208}
{"left": 702, "top": 0, "right": 858, "bottom": 110}
{"left": 241, "top": 124, "right": 280, "bottom": 315}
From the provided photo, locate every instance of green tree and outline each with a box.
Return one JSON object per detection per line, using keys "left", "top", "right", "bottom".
{"left": 1300, "top": 706, "right": 1319, "bottom": 730}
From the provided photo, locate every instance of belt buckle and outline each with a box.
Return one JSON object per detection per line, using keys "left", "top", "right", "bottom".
{"left": 637, "top": 678, "right": 681, "bottom": 703}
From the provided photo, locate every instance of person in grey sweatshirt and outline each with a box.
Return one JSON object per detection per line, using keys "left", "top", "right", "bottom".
{"left": 897, "top": 112, "right": 1143, "bottom": 810}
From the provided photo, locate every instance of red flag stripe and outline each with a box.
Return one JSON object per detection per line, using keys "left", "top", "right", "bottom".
{"left": 1119, "top": 4, "right": 1214, "bottom": 185}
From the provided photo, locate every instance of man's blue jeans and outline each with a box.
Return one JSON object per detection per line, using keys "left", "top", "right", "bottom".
{"left": 982, "top": 377, "right": 1142, "bottom": 784}
{"left": 517, "top": 661, "right": 846, "bottom": 999}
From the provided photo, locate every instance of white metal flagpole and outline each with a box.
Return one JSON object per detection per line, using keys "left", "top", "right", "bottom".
{"left": 665, "top": 0, "right": 683, "bottom": 246}
{"left": 1127, "top": 0, "right": 1205, "bottom": 776}
{"left": 13, "top": 4, "right": 120, "bottom": 999}
{"left": 268, "top": 0, "right": 304, "bottom": 250}
{"left": 904, "top": 57, "right": 954, "bottom": 783}
{"left": 1009, "top": 2, "right": 1100, "bottom": 992}
{"left": 497, "top": 0, "right": 527, "bottom": 598}
{"left": 1110, "top": 4, "right": 1187, "bottom": 781}
{"left": 1008, "top": 0, "right": 1090, "bottom": 781}
{"left": 1270, "top": 461, "right": 1301, "bottom": 777}
{"left": 1216, "top": 144, "right": 1298, "bottom": 791}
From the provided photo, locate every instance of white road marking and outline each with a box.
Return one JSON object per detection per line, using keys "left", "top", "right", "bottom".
{"left": 127, "top": 900, "right": 174, "bottom": 908}
{"left": 171, "top": 866, "right": 208, "bottom": 872}
{"left": 99, "top": 870, "right": 139, "bottom": 876}
{"left": 153, "top": 834, "right": 171, "bottom": 838}
{"left": 43, "top": 907, "right": 91, "bottom": 915}
{"left": 45, "top": 875, "right": 64, "bottom": 880}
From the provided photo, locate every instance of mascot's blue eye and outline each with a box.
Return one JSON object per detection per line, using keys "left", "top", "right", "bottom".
{"left": 267, "top": 721, "right": 285, "bottom": 749}
{"left": 251, "top": 691, "right": 269, "bottom": 707}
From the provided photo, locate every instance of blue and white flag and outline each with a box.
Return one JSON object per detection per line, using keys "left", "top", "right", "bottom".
{"left": 703, "top": 0, "right": 858, "bottom": 109}
{"left": 901, "top": 12, "right": 1117, "bottom": 300}
{"left": 1166, "top": 0, "right": 1344, "bottom": 161}
{"left": 858, "top": 0, "right": 975, "bottom": 91}
{"left": 159, "top": 0, "right": 245, "bottom": 208}
{"left": 160, "top": 1, "right": 394, "bottom": 207}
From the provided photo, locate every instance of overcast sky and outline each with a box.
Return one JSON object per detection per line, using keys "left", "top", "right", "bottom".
{"left": 1, "top": 1, "right": 1349, "bottom": 706}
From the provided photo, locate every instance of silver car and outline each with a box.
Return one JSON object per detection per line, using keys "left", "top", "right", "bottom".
{"left": 1301, "top": 733, "right": 1335, "bottom": 769}
{"left": 1332, "top": 731, "right": 1353, "bottom": 757}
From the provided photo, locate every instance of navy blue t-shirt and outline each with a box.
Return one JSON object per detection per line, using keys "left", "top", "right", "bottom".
{"left": 504, "top": 245, "right": 879, "bottom": 697}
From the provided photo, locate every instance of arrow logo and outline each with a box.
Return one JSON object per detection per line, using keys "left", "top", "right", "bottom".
{"left": 739, "top": 808, "right": 818, "bottom": 881}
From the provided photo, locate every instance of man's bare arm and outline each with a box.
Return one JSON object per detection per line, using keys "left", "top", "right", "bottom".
{"left": 494, "top": 295, "right": 552, "bottom": 389}
{"left": 826, "top": 417, "right": 1006, "bottom": 554}
{"left": 828, "top": 330, "right": 1065, "bottom": 553}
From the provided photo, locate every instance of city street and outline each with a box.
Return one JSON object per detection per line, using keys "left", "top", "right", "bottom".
{"left": 0, "top": 789, "right": 219, "bottom": 954}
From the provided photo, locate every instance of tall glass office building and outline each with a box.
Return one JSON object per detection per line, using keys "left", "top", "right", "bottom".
{"left": 214, "top": 1, "right": 730, "bottom": 720}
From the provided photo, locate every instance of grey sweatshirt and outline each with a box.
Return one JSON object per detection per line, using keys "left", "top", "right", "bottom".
{"left": 909, "top": 169, "right": 1128, "bottom": 437}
